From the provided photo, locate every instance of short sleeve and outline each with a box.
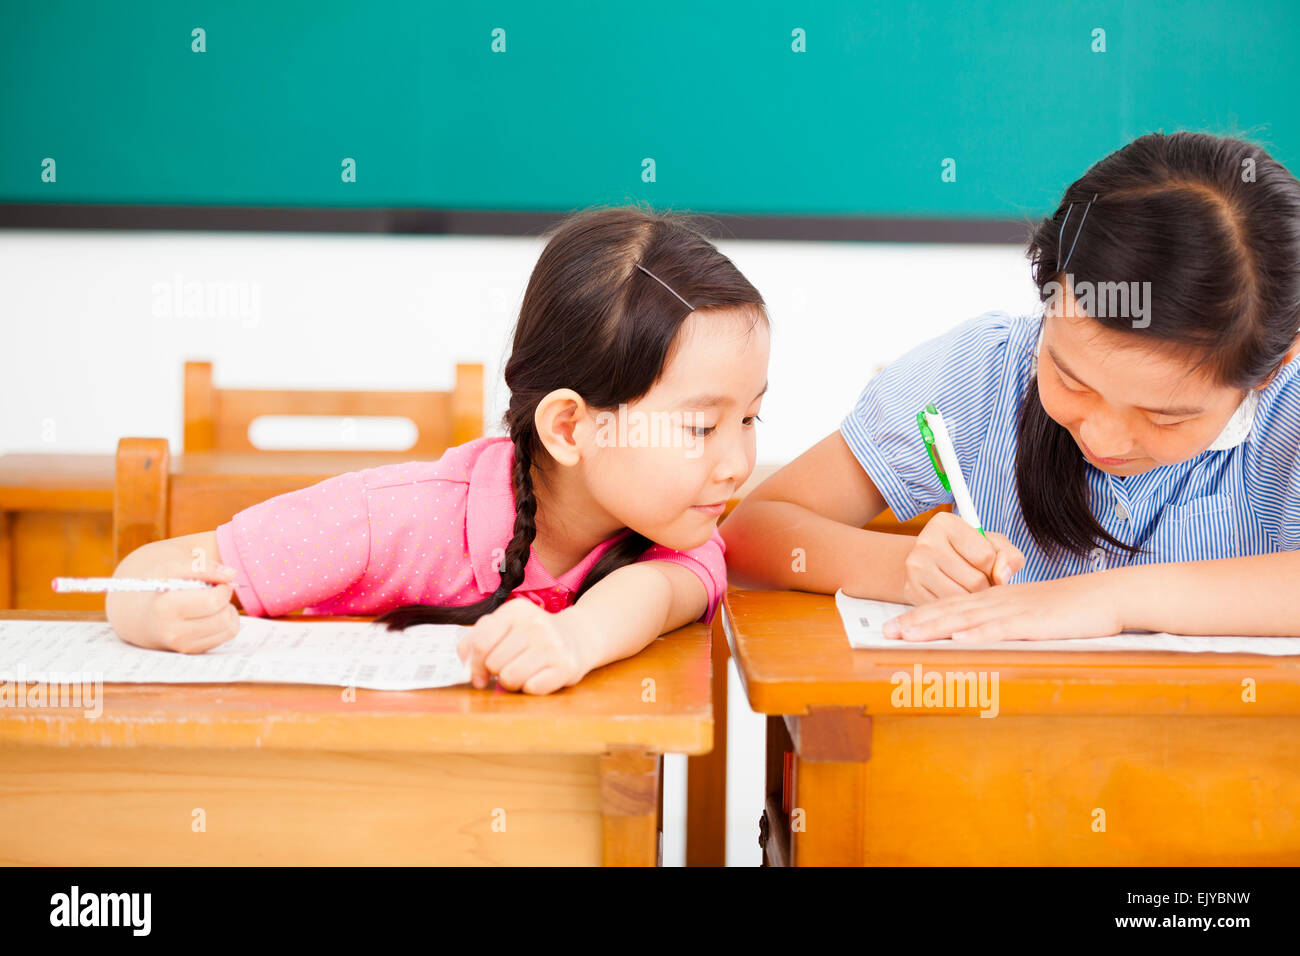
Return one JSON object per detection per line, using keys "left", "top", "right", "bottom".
{"left": 1241, "top": 368, "right": 1300, "bottom": 551}
{"left": 1278, "top": 458, "right": 1300, "bottom": 551}
{"left": 637, "top": 527, "right": 727, "bottom": 626}
{"left": 839, "top": 312, "right": 1020, "bottom": 522}
{"left": 216, "top": 470, "right": 371, "bottom": 617}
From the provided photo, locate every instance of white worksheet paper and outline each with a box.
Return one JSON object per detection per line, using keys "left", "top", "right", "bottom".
{"left": 0, "top": 616, "right": 473, "bottom": 689}
{"left": 835, "top": 589, "right": 1300, "bottom": 656}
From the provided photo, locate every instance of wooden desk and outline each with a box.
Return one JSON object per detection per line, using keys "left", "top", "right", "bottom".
{"left": 722, "top": 589, "right": 1300, "bottom": 865}
{"left": 0, "top": 451, "right": 447, "bottom": 610}
{"left": 0, "top": 609, "right": 712, "bottom": 866}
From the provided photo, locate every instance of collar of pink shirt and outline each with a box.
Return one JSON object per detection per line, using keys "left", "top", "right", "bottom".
{"left": 464, "top": 437, "right": 633, "bottom": 603}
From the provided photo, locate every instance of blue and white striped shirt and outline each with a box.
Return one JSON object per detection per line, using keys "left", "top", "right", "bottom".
{"left": 840, "top": 311, "right": 1300, "bottom": 580}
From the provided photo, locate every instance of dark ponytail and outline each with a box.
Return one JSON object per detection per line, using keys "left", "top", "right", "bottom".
{"left": 376, "top": 203, "right": 765, "bottom": 629}
{"left": 1015, "top": 386, "right": 1143, "bottom": 559}
{"left": 1015, "top": 131, "right": 1300, "bottom": 560}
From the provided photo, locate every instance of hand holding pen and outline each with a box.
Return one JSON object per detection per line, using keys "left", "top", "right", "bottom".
{"left": 903, "top": 404, "right": 1026, "bottom": 603}
{"left": 85, "top": 556, "right": 244, "bottom": 655}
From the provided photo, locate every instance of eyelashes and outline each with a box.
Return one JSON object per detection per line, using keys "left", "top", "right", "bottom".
{"left": 1055, "top": 367, "right": 1084, "bottom": 393}
{"left": 689, "top": 414, "right": 763, "bottom": 438}
{"left": 1055, "top": 368, "right": 1192, "bottom": 429}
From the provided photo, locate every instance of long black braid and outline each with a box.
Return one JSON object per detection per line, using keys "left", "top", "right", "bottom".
{"left": 374, "top": 428, "right": 651, "bottom": 629}
{"left": 375, "top": 429, "right": 540, "bottom": 628}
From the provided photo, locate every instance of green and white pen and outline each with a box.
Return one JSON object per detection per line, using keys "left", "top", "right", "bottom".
{"left": 916, "top": 403, "right": 985, "bottom": 536}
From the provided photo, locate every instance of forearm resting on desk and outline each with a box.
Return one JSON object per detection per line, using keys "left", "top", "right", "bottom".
{"left": 721, "top": 499, "right": 914, "bottom": 599}
{"left": 561, "top": 560, "right": 707, "bottom": 676}
{"left": 1112, "top": 549, "right": 1300, "bottom": 636}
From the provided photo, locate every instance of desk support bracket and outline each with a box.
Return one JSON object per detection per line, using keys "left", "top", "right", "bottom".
{"left": 785, "top": 706, "right": 873, "bottom": 762}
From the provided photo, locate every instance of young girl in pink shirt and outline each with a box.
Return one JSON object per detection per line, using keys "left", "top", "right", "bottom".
{"left": 107, "top": 205, "right": 770, "bottom": 694}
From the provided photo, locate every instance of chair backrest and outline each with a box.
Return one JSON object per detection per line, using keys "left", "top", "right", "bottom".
{"left": 114, "top": 437, "right": 354, "bottom": 563}
{"left": 183, "top": 360, "right": 484, "bottom": 456}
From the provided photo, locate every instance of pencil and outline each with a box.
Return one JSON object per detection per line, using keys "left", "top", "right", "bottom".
{"left": 51, "top": 577, "right": 218, "bottom": 593}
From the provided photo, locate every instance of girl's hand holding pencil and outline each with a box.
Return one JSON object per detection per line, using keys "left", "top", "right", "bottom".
{"left": 99, "top": 554, "right": 242, "bottom": 654}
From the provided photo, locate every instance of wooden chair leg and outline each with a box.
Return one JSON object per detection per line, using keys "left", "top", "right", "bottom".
{"left": 685, "top": 612, "right": 729, "bottom": 866}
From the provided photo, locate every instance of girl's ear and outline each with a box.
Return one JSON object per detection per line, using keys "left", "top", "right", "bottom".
{"left": 1285, "top": 333, "right": 1300, "bottom": 367}
{"left": 533, "top": 388, "right": 588, "bottom": 466}
{"left": 1255, "top": 333, "right": 1300, "bottom": 390}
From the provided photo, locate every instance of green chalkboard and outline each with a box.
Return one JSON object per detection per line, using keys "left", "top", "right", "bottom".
{"left": 1, "top": 0, "right": 1296, "bottom": 220}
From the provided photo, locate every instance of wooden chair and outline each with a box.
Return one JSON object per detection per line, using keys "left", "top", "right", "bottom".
{"left": 683, "top": 496, "right": 951, "bottom": 866}
{"left": 183, "top": 360, "right": 484, "bottom": 456}
{"left": 113, "top": 437, "right": 353, "bottom": 563}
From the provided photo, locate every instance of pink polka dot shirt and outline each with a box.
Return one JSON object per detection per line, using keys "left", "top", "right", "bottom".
{"left": 215, "top": 435, "right": 728, "bottom": 624}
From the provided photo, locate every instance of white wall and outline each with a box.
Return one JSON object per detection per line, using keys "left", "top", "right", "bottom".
{"left": 0, "top": 229, "right": 1041, "bottom": 865}
{"left": 0, "top": 230, "right": 1041, "bottom": 460}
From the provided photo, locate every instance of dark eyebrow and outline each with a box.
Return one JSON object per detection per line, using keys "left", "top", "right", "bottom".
{"left": 1047, "top": 345, "right": 1205, "bottom": 416}
{"left": 675, "top": 381, "right": 768, "bottom": 410}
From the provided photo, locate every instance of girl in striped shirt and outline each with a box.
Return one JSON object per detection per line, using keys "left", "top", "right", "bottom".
{"left": 724, "top": 131, "right": 1300, "bottom": 642}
